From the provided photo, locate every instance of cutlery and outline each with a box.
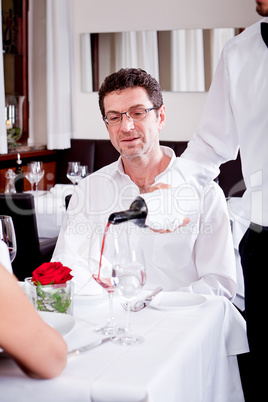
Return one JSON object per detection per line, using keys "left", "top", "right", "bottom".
{"left": 68, "top": 336, "right": 113, "bottom": 357}
{"left": 121, "top": 287, "right": 163, "bottom": 312}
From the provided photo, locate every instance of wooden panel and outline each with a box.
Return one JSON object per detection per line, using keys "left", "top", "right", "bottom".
{"left": 0, "top": 149, "right": 58, "bottom": 193}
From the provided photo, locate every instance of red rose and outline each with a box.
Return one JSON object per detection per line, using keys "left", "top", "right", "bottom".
{"left": 31, "top": 262, "right": 73, "bottom": 286}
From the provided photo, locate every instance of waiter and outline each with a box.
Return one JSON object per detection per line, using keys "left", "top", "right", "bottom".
{"left": 182, "top": 1, "right": 268, "bottom": 400}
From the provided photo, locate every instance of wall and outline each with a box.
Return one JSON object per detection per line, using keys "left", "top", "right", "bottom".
{"left": 72, "top": 0, "right": 259, "bottom": 142}
{"left": 29, "top": 0, "right": 260, "bottom": 145}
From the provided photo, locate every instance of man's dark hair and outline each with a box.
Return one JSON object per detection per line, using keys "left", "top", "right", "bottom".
{"left": 98, "top": 68, "right": 163, "bottom": 117}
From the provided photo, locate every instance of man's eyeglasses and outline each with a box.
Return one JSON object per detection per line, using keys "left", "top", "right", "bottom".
{"left": 104, "top": 107, "right": 158, "bottom": 126}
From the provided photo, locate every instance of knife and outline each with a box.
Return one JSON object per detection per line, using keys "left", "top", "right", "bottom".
{"left": 68, "top": 336, "right": 113, "bottom": 358}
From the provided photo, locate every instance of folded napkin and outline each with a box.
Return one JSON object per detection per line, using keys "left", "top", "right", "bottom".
{"left": 50, "top": 184, "right": 74, "bottom": 195}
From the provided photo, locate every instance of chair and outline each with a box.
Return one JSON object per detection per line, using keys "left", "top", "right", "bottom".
{"left": 0, "top": 193, "right": 58, "bottom": 280}
{"left": 65, "top": 194, "right": 72, "bottom": 210}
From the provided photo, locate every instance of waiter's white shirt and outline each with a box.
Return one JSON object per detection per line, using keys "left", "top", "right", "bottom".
{"left": 52, "top": 147, "right": 236, "bottom": 298}
{"left": 0, "top": 240, "right": 13, "bottom": 274}
{"left": 182, "top": 17, "right": 268, "bottom": 228}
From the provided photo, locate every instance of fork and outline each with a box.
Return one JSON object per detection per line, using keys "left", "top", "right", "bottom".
{"left": 121, "top": 287, "right": 163, "bottom": 312}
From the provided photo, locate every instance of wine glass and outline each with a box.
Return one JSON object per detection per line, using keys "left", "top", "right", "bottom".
{"left": 25, "top": 161, "right": 44, "bottom": 195}
{"left": 34, "top": 161, "right": 45, "bottom": 195}
{"left": 92, "top": 222, "right": 124, "bottom": 336}
{"left": 66, "top": 162, "right": 83, "bottom": 186}
{"left": 0, "top": 215, "right": 17, "bottom": 263}
{"left": 112, "top": 226, "right": 146, "bottom": 345}
{"left": 80, "top": 165, "right": 89, "bottom": 180}
{"left": 25, "top": 162, "right": 37, "bottom": 192}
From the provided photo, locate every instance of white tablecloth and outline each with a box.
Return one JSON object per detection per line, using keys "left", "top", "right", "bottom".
{"left": 0, "top": 293, "right": 248, "bottom": 402}
{"left": 30, "top": 185, "right": 73, "bottom": 238}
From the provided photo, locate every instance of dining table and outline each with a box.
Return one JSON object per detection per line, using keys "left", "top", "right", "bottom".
{"left": 28, "top": 184, "right": 73, "bottom": 238}
{"left": 0, "top": 290, "right": 249, "bottom": 402}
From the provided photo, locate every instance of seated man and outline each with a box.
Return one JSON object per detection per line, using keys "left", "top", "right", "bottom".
{"left": 52, "top": 68, "right": 236, "bottom": 298}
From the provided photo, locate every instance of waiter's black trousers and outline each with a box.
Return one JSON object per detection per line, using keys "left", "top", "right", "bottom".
{"left": 239, "top": 224, "right": 268, "bottom": 399}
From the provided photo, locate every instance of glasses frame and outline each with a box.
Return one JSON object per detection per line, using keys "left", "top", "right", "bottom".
{"left": 104, "top": 107, "right": 158, "bottom": 126}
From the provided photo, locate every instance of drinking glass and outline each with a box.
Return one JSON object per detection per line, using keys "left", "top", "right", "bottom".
{"left": 34, "top": 161, "right": 45, "bottom": 195}
{"left": 66, "top": 162, "right": 82, "bottom": 185}
{"left": 25, "top": 161, "right": 44, "bottom": 195}
{"left": 92, "top": 223, "right": 124, "bottom": 336}
{"left": 0, "top": 215, "right": 17, "bottom": 262}
{"left": 92, "top": 262, "right": 119, "bottom": 335}
{"left": 25, "top": 162, "right": 37, "bottom": 192}
{"left": 80, "top": 165, "right": 89, "bottom": 180}
{"left": 112, "top": 226, "right": 146, "bottom": 345}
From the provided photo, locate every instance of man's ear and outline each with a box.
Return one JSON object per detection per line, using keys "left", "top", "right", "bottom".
{"left": 158, "top": 105, "right": 166, "bottom": 131}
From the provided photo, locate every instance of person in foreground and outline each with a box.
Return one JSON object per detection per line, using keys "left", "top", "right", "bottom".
{"left": 0, "top": 241, "right": 67, "bottom": 379}
{"left": 52, "top": 67, "right": 236, "bottom": 299}
{"left": 181, "top": 1, "right": 268, "bottom": 399}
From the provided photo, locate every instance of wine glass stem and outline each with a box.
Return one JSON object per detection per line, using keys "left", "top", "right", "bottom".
{"left": 126, "top": 301, "right": 131, "bottom": 335}
{"left": 107, "top": 291, "right": 115, "bottom": 328}
{"left": 31, "top": 182, "right": 34, "bottom": 191}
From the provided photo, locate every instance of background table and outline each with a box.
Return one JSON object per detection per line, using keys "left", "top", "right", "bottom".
{"left": 0, "top": 293, "right": 248, "bottom": 402}
{"left": 29, "top": 185, "right": 73, "bottom": 238}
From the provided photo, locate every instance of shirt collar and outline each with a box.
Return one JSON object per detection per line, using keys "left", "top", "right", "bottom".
{"left": 115, "top": 145, "right": 176, "bottom": 176}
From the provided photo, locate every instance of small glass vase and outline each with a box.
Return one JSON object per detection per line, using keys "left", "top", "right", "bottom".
{"left": 25, "top": 277, "right": 74, "bottom": 315}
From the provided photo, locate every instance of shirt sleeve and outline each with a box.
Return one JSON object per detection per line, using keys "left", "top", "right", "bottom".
{"left": 181, "top": 46, "right": 240, "bottom": 183}
{"left": 51, "top": 188, "right": 102, "bottom": 296}
{"left": 179, "top": 182, "right": 237, "bottom": 300}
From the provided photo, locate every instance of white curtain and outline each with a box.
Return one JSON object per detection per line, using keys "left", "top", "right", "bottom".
{"left": 171, "top": 29, "right": 205, "bottom": 92}
{"left": 0, "top": 0, "right": 7, "bottom": 154}
{"left": 46, "top": 0, "right": 75, "bottom": 149}
{"left": 115, "top": 31, "right": 159, "bottom": 81}
{"left": 81, "top": 34, "right": 93, "bottom": 93}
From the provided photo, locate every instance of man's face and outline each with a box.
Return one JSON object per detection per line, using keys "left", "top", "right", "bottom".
{"left": 256, "top": 0, "right": 268, "bottom": 16}
{"left": 103, "top": 87, "right": 165, "bottom": 160}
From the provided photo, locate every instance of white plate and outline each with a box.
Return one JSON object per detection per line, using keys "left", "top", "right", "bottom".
{"left": 39, "top": 312, "right": 76, "bottom": 337}
{"left": 150, "top": 292, "right": 206, "bottom": 310}
{"left": 0, "top": 312, "right": 75, "bottom": 355}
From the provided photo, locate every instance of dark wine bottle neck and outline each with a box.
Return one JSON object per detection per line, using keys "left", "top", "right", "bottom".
{"left": 108, "top": 197, "right": 148, "bottom": 227}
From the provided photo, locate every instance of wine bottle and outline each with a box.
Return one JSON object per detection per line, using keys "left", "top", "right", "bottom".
{"left": 14, "top": 153, "right": 24, "bottom": 193}
{"left": 108, "top": 196, "right": 148, "bottom": 227}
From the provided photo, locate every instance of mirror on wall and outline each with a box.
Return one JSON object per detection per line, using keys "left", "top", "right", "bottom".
{"left": 81, "top": 28, "right": 242, "bottom": 93}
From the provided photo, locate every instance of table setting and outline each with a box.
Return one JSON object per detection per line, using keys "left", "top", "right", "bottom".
{"left": 0, "top": 287, "right": 248, "bottom": 402}
{"left": 0, "top": 218, "right": 249, "bottom": 402}
{"left": 0, "top": 194, "right": 248, "bottom": 401}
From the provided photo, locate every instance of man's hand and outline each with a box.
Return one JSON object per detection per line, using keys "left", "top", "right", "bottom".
{"left": 146, "top": 183, "right": 171, "bottom": 193}
{"left": 150, "top": 218, "right": 190, "bottom": 234}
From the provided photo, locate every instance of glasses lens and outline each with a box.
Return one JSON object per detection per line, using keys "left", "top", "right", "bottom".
{"left": 106, "top": 113, "right": 121, "bottom": 125}
{"left": 128, "top": 108, "right": 146, "bottom": 121}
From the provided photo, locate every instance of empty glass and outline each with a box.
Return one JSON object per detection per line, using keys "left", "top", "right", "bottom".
{"left": 112, "top": 224, "right": 146, "bottom": 345}
{"left": 66, "top": 162, "right": 81, "bottom": 185}
{"left": 25, "top": 161, "right": 44, "bottom": 195}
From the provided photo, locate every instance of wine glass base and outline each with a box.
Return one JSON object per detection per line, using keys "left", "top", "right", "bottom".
{"left": 95, "top": 325, "right": 125, "bottom": 336}
{"left": 112, "top": 334, "right": 144, "bottom": 346}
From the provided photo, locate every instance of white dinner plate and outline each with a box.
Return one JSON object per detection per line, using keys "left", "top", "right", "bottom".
{"left": 0, "top": 312, "right": 75, "bottom": 355}
{"left": 39, "top": 311, "right": 76, "bottom": 337}
{"left": 149, "top": 292, "right": 206, "bottom": 310}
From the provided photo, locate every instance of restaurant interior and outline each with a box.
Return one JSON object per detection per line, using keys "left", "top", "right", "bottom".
{"left": 0, "top": 0, "right": 261, "bottom": 400}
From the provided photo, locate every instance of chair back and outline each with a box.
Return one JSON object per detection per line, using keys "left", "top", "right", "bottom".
{"left": 0, "top": 193, "right": 41, "bottom": 280}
